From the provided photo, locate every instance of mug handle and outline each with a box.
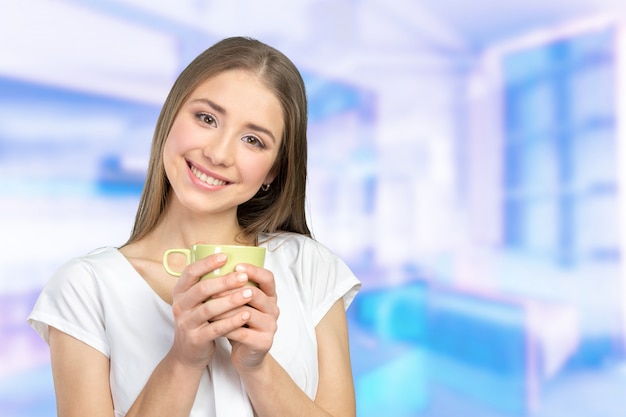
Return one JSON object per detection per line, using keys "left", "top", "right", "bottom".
{"left": 162, "top": 248, "right": 191, "bottom": 277}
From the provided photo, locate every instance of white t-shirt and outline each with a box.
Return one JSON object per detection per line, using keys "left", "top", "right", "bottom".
{"left": 28, "top": 233, "right": 361, "bottom": 417}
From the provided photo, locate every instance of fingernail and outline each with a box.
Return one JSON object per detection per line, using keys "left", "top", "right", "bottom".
{"left": 242, "top": 288, "right": 253, "bottom": 299}
{"left": 237, "top": 273, "right": 248, "bottom": 283}
{"left": 216, "top": 254, "right": 227, "bottom": 262}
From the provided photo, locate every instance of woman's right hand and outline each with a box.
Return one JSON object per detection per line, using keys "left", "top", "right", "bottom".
{"left": 168, "top": 253, "right": 253, "bottom": 369}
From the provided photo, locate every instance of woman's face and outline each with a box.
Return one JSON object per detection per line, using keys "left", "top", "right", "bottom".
{"left": 163, "top": 69, "right": 284, "bottom": 217}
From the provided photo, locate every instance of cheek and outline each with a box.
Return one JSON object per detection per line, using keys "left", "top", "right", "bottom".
{"left": 164, "top": 117, "right": 191, "bottom": 151}
{"left": 162, "top": 138, "right": 173, "bottom": 166}
{"left": 162, "top": 121, "right": 191, "bottom": 162}
{"left": 162, "top": 137, "right": 181, "bottom": 180}
{"left": 247, "top": 156, "right": 278, "bottom": 182}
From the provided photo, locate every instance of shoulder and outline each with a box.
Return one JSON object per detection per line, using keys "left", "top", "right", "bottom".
{"left": 29, "top": 248, "right": 122, "bottom": 355}
{"left": 262, "top": 234, "right": 361, "bottom": 323}
{"left": 50, "top": 247, "right": 124, "bottom": 286}
{"left": 262, "top": 232, "right": 356, "bottom": 284}
{"left": 262, "top": 232, "right": 337, "bottom": 261}
{"left": 79, "top": 246, "right": 123, "bottom": 265}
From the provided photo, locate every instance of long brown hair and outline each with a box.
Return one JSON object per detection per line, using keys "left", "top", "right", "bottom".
{"left": 124, "top": 37, "right": 311, "bottom": 245}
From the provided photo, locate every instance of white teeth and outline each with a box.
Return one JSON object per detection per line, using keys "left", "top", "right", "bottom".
{"left": 190, "top": 165, "right": 227, "bottom": 186}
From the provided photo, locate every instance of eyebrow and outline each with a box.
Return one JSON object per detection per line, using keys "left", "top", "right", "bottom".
{"left": 190, "top": 98, "right": 278, "bottom": 144}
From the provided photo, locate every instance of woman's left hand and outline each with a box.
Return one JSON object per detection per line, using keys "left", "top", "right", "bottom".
{"left": 223, "top": 263, "right": 279, "bottom": 370}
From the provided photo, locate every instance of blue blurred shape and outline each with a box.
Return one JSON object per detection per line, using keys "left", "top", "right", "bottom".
{"left": 356, "top": 349, "right": 428, "bottom": 417}
{"left": 303, "top": 73, "right": 374, "bottom": 122}
{"left": 352, "top": 282, "right": 428, "bottom": 344}
{"left": 348, "top": 282, "right": 429, "bottom": 416}
{"left": 426, "top": 288, "right": 532, "bottom": 415}
{"left": 96, "top": 154, "right": 146, "bottom": 195}
{"left": 0, "top": 364, "right": 55, "bottom": 417}
{"left": 350, "top": 282, "right": 539, "bottom": 414}
{"left": 501, "top": 26, "right": 619, "bottom": 267}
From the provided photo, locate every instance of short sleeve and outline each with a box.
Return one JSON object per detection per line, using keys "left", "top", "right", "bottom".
{"left": 27, "top": 257, "right": 110, "bottom": 357}
{"left": 301, "top": 240, "right": 361, "bottom": 326}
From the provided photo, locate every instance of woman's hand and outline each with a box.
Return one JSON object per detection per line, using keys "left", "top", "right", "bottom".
{"left": 223, "top": 263, "right": 280, "bottom": 371}
{"left": 168, "top": 253, "right": 254, "bottom": 369}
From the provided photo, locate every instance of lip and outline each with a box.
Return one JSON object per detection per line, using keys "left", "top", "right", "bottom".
{"left": 186, "top": 160, "right": 231, "bottom": 187}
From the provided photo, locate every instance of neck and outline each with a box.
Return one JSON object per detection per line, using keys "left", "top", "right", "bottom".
{"left": 146, "top": 201, "right": 249, "bottom": 252}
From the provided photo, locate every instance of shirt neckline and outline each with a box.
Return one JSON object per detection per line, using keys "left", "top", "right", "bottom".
{"left": 107, "top": 246, "right": 175, "bottom": 310}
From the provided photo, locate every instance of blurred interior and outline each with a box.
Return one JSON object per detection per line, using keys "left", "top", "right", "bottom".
{"left": 1, "top": 1, "right": 626, "bottom": 416}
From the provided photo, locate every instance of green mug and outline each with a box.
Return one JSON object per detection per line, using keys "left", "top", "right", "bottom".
{"left": 162, "top": 244, "right": 266, "bottom": 285}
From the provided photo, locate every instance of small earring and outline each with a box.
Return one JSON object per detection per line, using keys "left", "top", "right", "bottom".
{"left": 261, "top": 183, "right": 270, "bottom": 192}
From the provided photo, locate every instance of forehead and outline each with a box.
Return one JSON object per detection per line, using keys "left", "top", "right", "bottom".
{"left": 185, "top": 70, "right": 285, "bottom": 144}
{"left": 191, "top": 70, "right": 283, "bottom": 119}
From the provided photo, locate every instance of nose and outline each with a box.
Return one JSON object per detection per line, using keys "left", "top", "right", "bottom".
{"left": 203, "top": 131, "right": 235, "bottom": 167}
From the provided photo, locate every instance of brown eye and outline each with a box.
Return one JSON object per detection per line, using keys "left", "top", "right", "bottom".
{"left": 196, "top": 113, "right": 217, "bottom": 126}
{"left": 242, "top": 136, "right": 265, "bottom": 148}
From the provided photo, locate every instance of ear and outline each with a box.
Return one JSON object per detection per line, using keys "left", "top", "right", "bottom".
{"left": 264, "top": 167, "right": 278, "bottom": 185}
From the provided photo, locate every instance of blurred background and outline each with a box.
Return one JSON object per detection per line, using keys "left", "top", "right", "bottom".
{"left": 1, "top": 0, "right": 626, "bottom": 416}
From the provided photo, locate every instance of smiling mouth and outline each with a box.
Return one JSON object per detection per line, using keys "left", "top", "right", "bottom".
{"left": 189, "top": 164, "right": 228, "bottom": 186}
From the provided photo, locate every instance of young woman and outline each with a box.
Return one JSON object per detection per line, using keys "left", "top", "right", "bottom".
{"left": 28, "top": 37, "right": 360, "bottom": 417}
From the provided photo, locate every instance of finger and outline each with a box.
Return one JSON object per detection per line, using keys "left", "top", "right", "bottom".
{"left": 234, "top": 264, "right": 276, "bottom": 297}
{"left": 188, "top": 284, "right": 255, "bottom": 327}
{"left": 227, "top": 279, "right": 279, "bottom": 322}
{"left": 194, "top": 270, "right": 251, "bottom": 303}
{"left": 175, "top": 253, "right": 228, "bottom": 293}
{"left": 225, "top": 312, "right": 276, "bottom": 350}
{"left": 219, "top": 288, "right": 279, "bottom": 333}
{"left": 224, "top": 282, "right": 280, "bottom": 330}
{"left": 201, "top": 309, "right": 251, "bottom": 340}
{"left": 209, "top": 284, "right": 255, "bottom": 322}
{"left": 244, "top": 297, "right": 280, "bottom": 329}
{"left": 173, "top": 255, "right": 237, "bottom": 313}
{"left": 210, "top": 270, "right": 252, "bottom": 299}
{"left": 210, "top": 305, "right": 247, "bottom": 324}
